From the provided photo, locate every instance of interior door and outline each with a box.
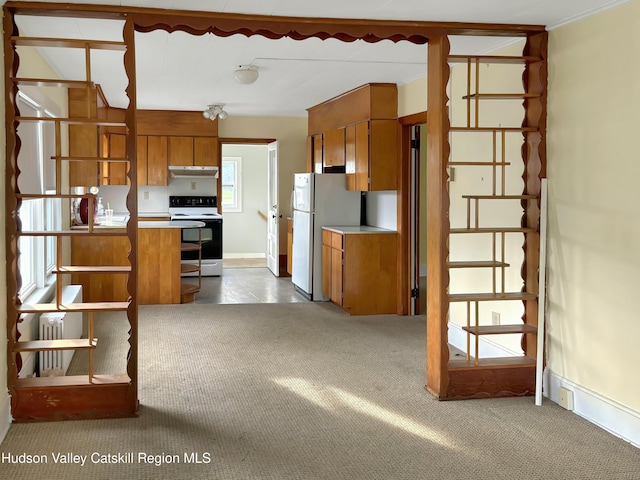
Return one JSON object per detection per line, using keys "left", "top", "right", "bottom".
{"left": 267, "top": 141, "right": 280, "bottom": 276}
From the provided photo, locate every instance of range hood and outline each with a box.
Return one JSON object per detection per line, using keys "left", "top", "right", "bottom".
{"left": 168, "top": 165, "right": 219, "bottom": 178}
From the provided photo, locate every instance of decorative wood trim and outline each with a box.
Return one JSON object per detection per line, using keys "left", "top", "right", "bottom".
{"left": 521, "top": 32, "right": 547, "bottom": 359}
{"left": 425, "top": 35, "right": 451, "bottom": 399}
{"left": 123, "top": 16, "right": 139, "bottom": 415}
{"left": 6, "top": 2, "right": 546, "bottom": 38}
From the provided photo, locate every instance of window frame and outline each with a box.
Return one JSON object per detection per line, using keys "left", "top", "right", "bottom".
{"left": 221, "top": 156, "right": 242, "bottom": 213}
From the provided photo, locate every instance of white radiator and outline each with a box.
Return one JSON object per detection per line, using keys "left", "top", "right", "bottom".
{"left": 39, "top": 285, "right": 83, "bottom": 376}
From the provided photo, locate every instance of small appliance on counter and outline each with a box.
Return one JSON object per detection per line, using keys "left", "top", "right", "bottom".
{"left": 169, "top": 195, "right": 223, "bottom": 276}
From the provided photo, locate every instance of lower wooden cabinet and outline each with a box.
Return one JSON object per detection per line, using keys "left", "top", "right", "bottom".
{"left": 322, "top": 227, "right": 397, "bottom": 315}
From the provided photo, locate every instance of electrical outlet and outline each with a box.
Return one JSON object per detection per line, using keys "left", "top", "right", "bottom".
{"left": 491, "top": 311, "right": 500, "bottom": 325}
{"left": 143, "top": 191, "right": 149, "bottom": 200}
{"left": 558, "top": 387, "right": 574, "bottom": 411}
{"left": 191, "top": 181, "right": 197, "bottom": 191}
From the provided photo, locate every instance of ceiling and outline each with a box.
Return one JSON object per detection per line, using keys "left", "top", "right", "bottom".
{"left": 9, "top": 0, "right": 629, "bottom": 117}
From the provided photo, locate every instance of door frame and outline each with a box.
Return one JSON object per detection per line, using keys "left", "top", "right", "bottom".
{"left": 218, "top": 137, "right": 276, "bottom": 268}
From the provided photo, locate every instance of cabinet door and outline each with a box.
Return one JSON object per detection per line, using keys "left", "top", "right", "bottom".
{"left": 369, "top": 119, "right": 398, "bottom": 191}
{"left": 193, "top": 137, "right": 218, "bottom": 166}
{"left": 107, "top": 133, "right": 128, "bottom": 186}
{"left": 147, "top": 136, "right": 168, "bottom": 186}
{"left": 345, "top": 124, "right": 356, "bottom": 191}
{"left": 354, "top": 121, "right": 370, "bottom": 191}
{"left": 322, "top": 243, "right": 331, "bottom": 298}
{"left": 313, "top": 134, "right": 323, "bottom": 174}
{"left": 331, "top": 247, "right": 343, "bottom": 306}
{"left": 137, "top": 135, "right": 148, "bottom": 186}
{"left": 323, "top": 127, "right": 345, "bottom": 169}
{"left": 168, "top": 136, "right": 194, "bottom": 166}
{"left": 306, "top": 136, "right": 313, "bottom": 173}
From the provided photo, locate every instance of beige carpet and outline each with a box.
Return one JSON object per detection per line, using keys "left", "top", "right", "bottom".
{"left": 1, "top": 302, "right": 638, "bottom": 479}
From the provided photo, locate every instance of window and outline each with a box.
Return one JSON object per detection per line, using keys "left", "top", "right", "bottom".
{"left": 222, "top": 156, "right": 242, "bottom": 212}
{"left": 16, "top": 92, "right": 58, "bottom": 301}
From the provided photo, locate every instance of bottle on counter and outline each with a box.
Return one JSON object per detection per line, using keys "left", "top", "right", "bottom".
{"left": 97, "top": 197, "right": 105, "bottom": 216}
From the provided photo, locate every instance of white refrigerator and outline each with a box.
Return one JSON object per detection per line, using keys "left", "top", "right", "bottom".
{"left": 291, "top": 173, "right": 361, "bottom": 300}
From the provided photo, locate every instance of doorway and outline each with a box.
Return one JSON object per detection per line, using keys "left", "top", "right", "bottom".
{"left": 409, "top": 123, "right": 428, "bottom": 316}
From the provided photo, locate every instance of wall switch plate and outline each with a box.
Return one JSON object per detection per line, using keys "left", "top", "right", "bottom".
{"left": 491, "top": 311, "right": 500, "bottom": 325}
{"left": 558, "top": 387, "right": 574, "bottom": 411}
{"left": 191, "top": 181, "right": 197, "bottom": 190}
{"left": 143, "top": 191, "right": 149, "bottom": 200}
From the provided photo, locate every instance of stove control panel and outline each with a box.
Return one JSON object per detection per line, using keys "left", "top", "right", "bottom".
{"left": 169, "top": 196, "right": 217, "bottom": 208}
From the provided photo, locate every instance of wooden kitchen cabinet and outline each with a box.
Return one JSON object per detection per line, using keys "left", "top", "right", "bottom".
{"left": 147, "top": 136, "right": 168, "bottom": 185}
{"left": 322, "top": 227, "right": 397, "bottom": 315}
{"left": 323, "top": 127, "right": 346, "bottom": 170}
{"left": 68, "top": 87, "right": 99, "bottom": 187}
{"left": 347, "top": 119, "right": 397, "bottom": 191}
{"left": 194, "top": 136, "right": 218, "bottom": 166}
{"left": 101, "top": 133, "right": 129, "bottom": 185}
{"left": 313, "top": 133, "right": 323, "bottom": 174}
{"left": 168, "top": 136, "right": 194, "bottom": 166}
{"left": 287, "top": 218, "right": 293, "bottom": 275}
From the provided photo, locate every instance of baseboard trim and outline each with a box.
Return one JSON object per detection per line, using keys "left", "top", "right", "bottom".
{"left": 545, "top": 369, "right": 640, "bottom": 448}
{"left": 448, "top": 321, "right": 520, "bottom": 358}
{"left": 0, "top": 392, "right": 11, "bottom": 444}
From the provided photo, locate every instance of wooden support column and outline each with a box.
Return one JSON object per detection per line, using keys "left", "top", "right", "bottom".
{"left": 521, "top": 32, "right": 548, "bottom": 358}
{"left": 425, "top": 34, "right": 451, "bottom": 399}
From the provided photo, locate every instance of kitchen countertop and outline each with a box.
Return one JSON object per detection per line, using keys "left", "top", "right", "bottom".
{"left": 322, "top": 225, "right": 397, "bottom": 234}
{"left": 75, "top": 220, "right": 204, "bottom": 229}
{"left": 139, "top": 212, "right": 170, "bottom": 218}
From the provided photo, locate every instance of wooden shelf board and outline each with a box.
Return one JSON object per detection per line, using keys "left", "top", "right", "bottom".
{"left": 18, "top": 193, "right": 106, "bottom": 200}
{"left": 448, "top": 261, "right": 510, "bottom": 268}
{"left": 461, "top": 194, "right": 537, "bottom": 200}
{"left": 450, "top": 127, "right": 538, "bottom": 132}
{"left": 448, "top": 161, "right": 511, "bottom": 166}
{"left": 14, "top": 338, "right": 97, "bottom": 352}
{"left": 180, "top": 284, "right": 200, "bottom": 295}
{"left": 56, "top": 266, "right": 131, "bottom": 274}
{"left": 18, "top": 229, "right": 128, "bottom": 237}
{"left": 15, "top": 116, "right": 126, "bottom": 127}
{"left": 180, "top": 264, "right": 200, "bottom": 274}
{"left": 52, "top": 156, "right": 129, "bottom": 163}
{"left": 12, "top": 77, "right": 95, "bottom": 88}
{"left": 462, "top": 93, "right": 540, "bottom": 100}
{"left": 12, "top": 36, "right": 126, "bottom": 51}
{"left": 450, "top": 227, "right": 537, "bottom": 234}
{"left": 447, "top": 55, "right": 542, "bottom": 64}
{"left": 449, "top": 292, "right": 537, "bottom": 302}
{"left": 448, "top": 356, "right": 536, "bottom": 370}
{"left": 462, "top": 324, "right": 538, "bottom": 335}
{"left": 18, "top": 302, "right": 130, "bottom": 314}
{"left": 180, "top": 243, "right": 201, "bottom": 252}
{"left": 15, "top": 374, "right": 131, "bottom": 388}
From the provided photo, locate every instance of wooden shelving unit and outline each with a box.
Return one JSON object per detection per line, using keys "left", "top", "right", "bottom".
{"left": 4, "top": 10, "right": 139, "bottom": 420}
{"left": 179, "top": 232, "right": 203, "bottom": 304}
{"left": 426, "top": 32, "right": 546, "bottom": 400}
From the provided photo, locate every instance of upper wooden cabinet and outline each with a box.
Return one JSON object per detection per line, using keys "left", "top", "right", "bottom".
{"left": 68, "top": 87, "right": 99, "bottom": 187}
{"left": 323, "top": 127, "right": 346, "bottom": 169}
{"left": 193, "top": 137, "right": 218, "bottom": 166}
{"left": 146, "top": 135, "right": 169, "bottom": 186}
{"left": 307, "top": 83, "right": 398, "bottom": 190}
{"left": 102, "top": 133, "right": 129, "bottom": 186}
{"left": 168, "top": 136, "right": 194, "bottom": 166}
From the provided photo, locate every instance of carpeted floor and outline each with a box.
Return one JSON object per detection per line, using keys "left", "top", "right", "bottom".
{"left": 1, "top": 302, "right": 638, "bottom": 479}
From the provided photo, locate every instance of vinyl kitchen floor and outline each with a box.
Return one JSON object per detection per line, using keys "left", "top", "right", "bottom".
{"left": 193, "top": 267, "right": 309, "bottom": 304}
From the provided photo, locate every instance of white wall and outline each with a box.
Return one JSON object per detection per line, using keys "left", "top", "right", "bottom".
{"left": 546, "top": 0, "right": 640, "bottom": 442}
{"left": 218, "top": 117, "right": 307, "bottom": 257}
{"left": 221, "top": 144, "right": 269, "bottom": 257}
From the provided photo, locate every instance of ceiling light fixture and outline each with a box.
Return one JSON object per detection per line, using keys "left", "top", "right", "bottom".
{"left": 234, "top": 65, "right": 259, "bottom": 85}
{"left": 202, "top": 104, "right": 228, "bottom": 121}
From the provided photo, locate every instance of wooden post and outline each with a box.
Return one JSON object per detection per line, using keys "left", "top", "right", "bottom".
{"left": 425, "top": 34, "right": 451, "bottom": 398}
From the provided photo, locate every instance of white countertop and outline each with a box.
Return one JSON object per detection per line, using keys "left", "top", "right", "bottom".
{"left": 322, "top": 225, "right": 397, "bottom": 234}
{"left": 138, "top": 220, "right": 205, "bottom": 229}
{"left": 139, "top": 212, "right": 170, "bottom": 218}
